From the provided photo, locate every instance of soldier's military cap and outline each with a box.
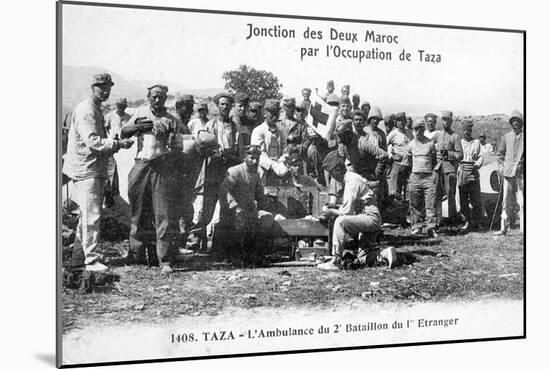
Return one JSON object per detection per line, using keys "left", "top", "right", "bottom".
{"left": 462, "top": 120, "right": 474, "bottom": 129}
{"left": 509, "top": 110, "right": 524, "bottom": 124}
{"left": 213, "top": 92, "right": 234, "bottom": 105}
{"left": 92, "top": 73, "right": 114, "bottom": 86}
{"left": 412, "top": 119, "right": 426, "bottom": 129}
{"left": 425, "top": 113, "right": 437, "bottom": 120}
{"left": 234, "top": 92, "right": 250, "bottom": 105}
{"left": 395, "top": 112, "right": 406, "bottom": 121}
{"left": 302, "top": 87, "right": 312, "bottom": 93}
{"left": 322, "top": 150, "right": 345, "bottom": 172}
{"left": 383, "top": 114, "right": 395, "bottom": 123}
{"left": 264, "top": 99, "right": 281, "bottom": 112}
{"left": 282, "top": 96, "right": 297, "bottom": 107}
{"left": 339, "top": 97, "right": 352, "bottom": 106}
{"left": 335, "top": 119, "right": 353, "bottom": 135}
{"left": 115, "top": 97, "right": 128, "bottom": 106}
{"left": 147, "top": 84, "right": 168, "bottom": 93}
{"left": 367, "top": 106, "right": 383, "bottom": 121}
{"left": 479, "top": 132, "right": 487, "bottom": 138}
{"left": 360, "top": 100, "right": 371, "bottom": 109}
{"left": 286, "top": 153, "right": 302, "bottom": 166}
{"left": 197, "top": 102, "right": 208, "bottom": 111}
{"left": 244, "top": 144, "right": 262, "bottom": 156}
{"left": 178, "top": 94, "right": 195, "bottom": 104}
{"left": 441, "top": 110, "right": 453, "bottom": 120}
{"left": 249, "top": 102, "right": 262, "bottom": 112}
{"left": 352, "top": 109, "right": 366, "bottom": 119}
{"left": 325, "top": 93, "right": 340, "bottom": 105}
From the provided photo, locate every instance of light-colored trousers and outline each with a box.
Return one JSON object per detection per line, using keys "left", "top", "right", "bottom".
{"left": 501, "top": 175, "right": 524, "bottom": 232}
{"left": 332, "top": 212, "right": 381, "bottom": 256}
{"left": 73, "top": 177, "right": 105, "bottom": 265}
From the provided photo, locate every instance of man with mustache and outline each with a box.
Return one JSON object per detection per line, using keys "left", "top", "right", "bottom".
{"left": 63, "top": 73, "right": 134, "bottom": 272}
{"left": 121, "top": 84, "right": 186, "bottom": 274}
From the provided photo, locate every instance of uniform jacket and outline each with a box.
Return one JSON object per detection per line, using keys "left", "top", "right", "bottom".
{"left": 497, "top": 130, "right": 524, "bottom": 178}
{"left": 434, "top": 129, "right": 463, "bottom": 173}
{"left": 219, "top": 162, "right": 267, "bottom": 220}
{"left": 63, "top": 98, "right": 118, "bottom": 181}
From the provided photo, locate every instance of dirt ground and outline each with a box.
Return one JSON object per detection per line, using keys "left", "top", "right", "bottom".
{"left": 61, "top": 226, "right": 524, "bottom": 334}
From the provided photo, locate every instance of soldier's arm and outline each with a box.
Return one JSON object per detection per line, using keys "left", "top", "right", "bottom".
{"left": 76, "top": 107, "right": 118, "bottom": 154}
{"left": 361, "top": 139, "right": 388, "bottom": 177}
{"left": 474, "top": 140, "right": 484, "bottom": 168}
{"left": 448, "top": 134, "right": 463, "bottom": 162}
{"left": 219, "top": 170, "right": 239, "bottom": 212}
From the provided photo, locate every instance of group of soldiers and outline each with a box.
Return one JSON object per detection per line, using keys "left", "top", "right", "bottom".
{"left": 62, "top": 74, "right": 524, "bottom": 274}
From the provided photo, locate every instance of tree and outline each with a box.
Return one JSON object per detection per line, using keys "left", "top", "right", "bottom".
{"left": 222, "top": 65, "right": 283, "bottom": 104}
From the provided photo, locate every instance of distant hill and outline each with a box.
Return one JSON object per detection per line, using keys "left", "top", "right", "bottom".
{"left": 62, "top": 65, "right": 147, "bottom": 110}
{"left": 62, "top": 65, "right": 226, "bottom": 111}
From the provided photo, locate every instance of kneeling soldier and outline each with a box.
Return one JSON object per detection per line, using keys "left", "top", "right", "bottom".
{"left": 318, "top": 151, "right": 397, "bottom": 271}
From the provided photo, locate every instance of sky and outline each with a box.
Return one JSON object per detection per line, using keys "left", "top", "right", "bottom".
{"left": 62, "top": 4, "right": 524, "bottom": 115}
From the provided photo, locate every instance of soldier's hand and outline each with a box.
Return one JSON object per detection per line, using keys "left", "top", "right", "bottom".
{"left": 135, "top": 117, "right": 154, "bottom": 132}
{"left": 152, "top": 121, "right": 169, "bottom": 136}
{"left": 118, "top": 138, "right": 134, "bottom": 149}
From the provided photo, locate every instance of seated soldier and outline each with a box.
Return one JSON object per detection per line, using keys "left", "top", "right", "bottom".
{"left": 282, "top": 153, "right": 320, "bottom": 188}
{"left": 318, "top": 151, "right": 397, "bottom": 270}
{"left": 215, "top": 145, "right": 275, "bottom": 265}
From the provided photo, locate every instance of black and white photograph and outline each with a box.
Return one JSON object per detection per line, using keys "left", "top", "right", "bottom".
{"left": 55, "top": 0, "right": 527, "bottom": 367}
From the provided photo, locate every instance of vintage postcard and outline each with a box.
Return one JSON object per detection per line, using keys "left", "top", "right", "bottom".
{"left": 57, "top": 1, "right": 525, "bottom": 367}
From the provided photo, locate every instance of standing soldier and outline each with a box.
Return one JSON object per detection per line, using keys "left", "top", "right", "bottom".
{"left": 291, "top": 100, "right": 310, "bottom": 158}
{"left": 301, "top": 88, "right": 312, "bottom": 111}
{"left": 434, "top": 110, "right": 463, "bottom": 227}
{"left": 351, "top": 110, "right": 368, "bottom": 137}
{"left": 104, "top": 97, "right": 131, "bottom": 206}
{"left": 248, "top": 102, "right": 263, "bottom": 126}
{"left": 120, "top": 84, "right": 185, "bottom": 274}
{"left": 193, "top": 93, "right": 240, "bottom": 251}
{"left": 424, "top": 113, "right": 440, "bottom": 142}
{"left": 232, "top": 92, "right": 255, "bottom": 158}
{"left": 282, "top": 96, "right": 306, "bottom": 153}
{"left": 479, "top": 133, "right": 494, "bottom": 155}
{"left": 336, "top": 97, "right": 353, "bottom": 126}
{"left": 387, "top": 112, "right": 412, "bottom": 200}
{"left": 174, "top": 95, "right": 194, "bottom": 133}
{"left": 105, "top": 97, "right": 131, "bottom": 139}
{"left": 494, "top": 110, "right": 524, "bottom": 235}
{"left": 458, "top": 120, "right": 484, "bottom": 231}
{"left": 63, "top": 74, "right": 135, "bottom": 272}
{"left": 406, "top": 119, "right": 438, "bottom": 237}
{"left": 317, "top": 151, "right": 396, "bottom": 271}
{"left": 406, "top": 117, "right": 414, "bottom": 135}
{"left": 323, "top": 80, "right": 338, "bottom": 102}
{"left": 352, "top": 94, "right": 361, "bottom": 111}
{"left": 365, "top": 107, "right": 387, "bottom": 150}
{"left": 305, "top": 126, "right": 330, "bottom": 186}
{"left": 360, "top": 101, "right": 371, "bottom": 119}
{"left": 188, "top": 101, "right": 209, "bottom": 134}
{"left": 250, "top": 99, "right": 289, "bottom": 185}
{"left": 340, "top": 84, "right": 350, "bottom": 99}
